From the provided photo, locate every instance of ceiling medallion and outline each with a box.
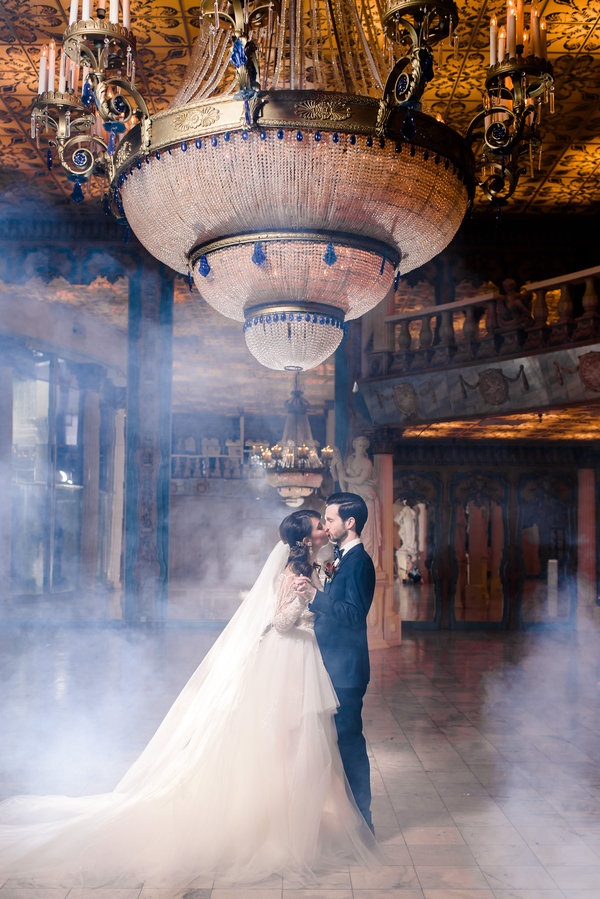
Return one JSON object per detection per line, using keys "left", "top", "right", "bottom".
{"left": 31, "top": 0, "right": 555, "bottom": 371}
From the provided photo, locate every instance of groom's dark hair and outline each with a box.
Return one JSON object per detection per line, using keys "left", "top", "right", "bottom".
{"left": 327, "top": 492, "right": 368, "bottom": 536}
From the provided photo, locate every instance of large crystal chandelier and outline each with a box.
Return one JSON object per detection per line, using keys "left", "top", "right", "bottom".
{"left": 251, "top": 374, "right": 333, "bottom": 506}
{"left": 32, "top": 0, "right": 554, "bottom": 371}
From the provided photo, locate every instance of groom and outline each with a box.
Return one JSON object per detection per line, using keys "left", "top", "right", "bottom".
{"left": 296, "top": 492, "right": 376, "bottom": 832}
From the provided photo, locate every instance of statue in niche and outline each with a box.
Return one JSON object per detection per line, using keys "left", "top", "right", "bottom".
{"left": 331, "top": 435, "right": 381, "bottom": 565}
{"left": 393, "top": 498, "right": 418, "bottom": 579}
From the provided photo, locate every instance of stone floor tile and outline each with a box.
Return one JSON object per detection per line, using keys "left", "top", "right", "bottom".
{"left": 138, "top": 890, "right": 199, "bottom": 899}
{"left": 422, "top": 892, "right": 495, "bottom": 899}
{"left": 468, "top": 843, "right": 541, "bottom": 866}
{"left": 282, "top": 871, "right": 350, "bottom": 889}
{"left": 280, "top": 892, "right": 350, "bottom": 899}
{"left": 212, "top": 876, "right": 282, "bottom": 888}
{"left": 212, "top": 891, "right": 282, "bottom": 899}
{"left": 544, "top": 865, "right": 600, "bottom": 890}
{"left": 560, "top": 892, "right": 600, "bottom": 899}
{"left": 531, "top": 843, "right": 600, "bottom": 865}
{"left": 0, "top": 891, "right": 69, "bottom": 899}
{"left": 353, "top": 891, "right": 424, "bottom": 899}
{"left": 404, "top": 827, "right": 467, "bottom": 846}
{"left": 415, "top": 867, "right": 491, "bottom": 890}
{"left": 491, "top": 892, "right": 565, "bottom": 899}
{"left": 408, "top": 845, "right": 477, "bottom": 867}
{"left": 350, "top": 866, "right": 420, "bottom": 890}
{"left": 480, "top": 866, "right": 559, "bottom": 891}
{"left": 66, "top": 891, "right": 142, "bottom": 898}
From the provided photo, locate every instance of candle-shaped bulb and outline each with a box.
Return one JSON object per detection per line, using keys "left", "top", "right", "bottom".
{"left": 507, "top": 4, "right": 517, "bottom": 57}
{"left": 498, "top": 26, "right": 506, "bottom": 60}
{"left": 69, "top": 0, "right": 79, "bottom": 25}
{"left": 122, "top": 0, "right": 130, "bottom": 29}
{"left": 516, "top": 0, "right": 524, "bottom": 49}
{"left": 47, "top": 40, "right": 56, "bottom": 93}
{"left": 540, "top": 18, "right": 547, "bottom": 58}
{"left": 97, "top": 0, "right": 106, "bottom": 17}
{"left": 490, "top": 16, "right": 498, "bottom": 66}
{"left": 58, "top": 51, "right": 67, "bottom": 93}
{"left": 37, "top": 45, "right": 48, "bottom": 94}
{"left": 531, "top": 6, "right": 541, "bottom": 57}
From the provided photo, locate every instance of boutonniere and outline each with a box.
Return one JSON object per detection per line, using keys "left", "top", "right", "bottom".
{"left": 323, "top": 559, "right": 340, "bottom": 583}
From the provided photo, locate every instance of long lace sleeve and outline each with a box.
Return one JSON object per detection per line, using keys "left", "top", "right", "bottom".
{"left": 273, "top": 572, "right": 307, "bottom": 633}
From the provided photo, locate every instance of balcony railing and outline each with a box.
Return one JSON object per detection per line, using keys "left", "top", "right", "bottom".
{"left": 364, "top": 265, "right": 600, "bottom": 379}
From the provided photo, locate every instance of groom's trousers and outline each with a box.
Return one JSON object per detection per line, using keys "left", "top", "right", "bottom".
{"left": 334, "top": 687, "right": 372, "bottom": 831}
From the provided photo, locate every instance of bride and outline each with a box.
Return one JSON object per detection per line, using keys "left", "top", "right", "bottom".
{"left": 0, "top": 510, "right": 379, "bottom": 890}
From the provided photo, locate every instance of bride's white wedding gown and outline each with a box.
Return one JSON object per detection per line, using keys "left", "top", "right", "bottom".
{"left": 0, "top": 543, "right": 378, "bottom": 889}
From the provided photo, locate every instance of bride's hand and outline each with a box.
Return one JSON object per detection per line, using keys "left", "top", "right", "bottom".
{"left": 294, "top": 576, "right": 317, "bottom": 604}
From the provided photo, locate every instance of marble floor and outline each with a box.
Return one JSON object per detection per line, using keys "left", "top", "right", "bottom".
{"left": 1, "top": 624, "right": 600, "bottom": 899}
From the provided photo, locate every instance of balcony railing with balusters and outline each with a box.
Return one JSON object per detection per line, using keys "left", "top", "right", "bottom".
{"left": 364, "top": 265, "right": 600, "bottom": 379}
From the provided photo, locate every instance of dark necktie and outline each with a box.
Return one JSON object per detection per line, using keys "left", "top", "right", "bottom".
{"left": 333, "top": 545, "right": 343, "bottom": 562}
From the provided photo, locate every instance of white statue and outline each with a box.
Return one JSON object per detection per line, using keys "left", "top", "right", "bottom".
{"left": 332, "top": 436, "right": 381, "bottom": 564}
{"left": 393, "top": 498, "right": 418, "bottom": 578}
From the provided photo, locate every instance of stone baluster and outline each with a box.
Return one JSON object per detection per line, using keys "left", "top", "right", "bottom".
{"left": 431, "top": 309, "right": 456, "bottom": 365}
{"left": 550, "top": 282, "right": 574, "bottom": 344}
{"left": 533, "top": 288, "right": 549, "bottom": 327}
{"left": 479, "top": 298, "right": 498, "bottom": 355}
{"left": 574, "top": 277, "right": 600, "bottom": 339}
{"left": 526, "top": 287, "right": 550, "bottom": 348}
{"left": 412, "top": 314, "right": 433, "bottom": 369}
{"left": 391, "top": 319, "right": 412, "bottom": 372}
{"left": 497, "top": 278, "right": 530, "bottom": 354}
{"left": 582, "top": 277, "right": 599, "bottom": 317}
{"left": 463, "top": 306, "right": 478, "bottom": 358}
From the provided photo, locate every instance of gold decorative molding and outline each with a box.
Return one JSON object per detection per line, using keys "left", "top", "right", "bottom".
{"left": 293, "top": 98, "right": 352, "bottom": 121}
{"left": 172, "top": 106, "right": 221, "bottom": 134}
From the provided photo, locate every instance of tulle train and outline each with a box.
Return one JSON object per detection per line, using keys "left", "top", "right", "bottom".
{"left": 0, "top": 626, "right": 378, "bottom": 889}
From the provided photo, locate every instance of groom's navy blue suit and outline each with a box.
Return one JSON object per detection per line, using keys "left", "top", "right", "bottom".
{"left": 309, "top": 543, "right": 375, "bottom": 829}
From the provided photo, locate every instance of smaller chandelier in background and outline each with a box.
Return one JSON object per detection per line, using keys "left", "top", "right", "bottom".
{"left": 251, "top": 375, "right": 333, "bottom": 507}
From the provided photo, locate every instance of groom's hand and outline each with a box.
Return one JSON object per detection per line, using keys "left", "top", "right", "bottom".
{"left": 294, "top": 576, "right": 316, "bottom": 603}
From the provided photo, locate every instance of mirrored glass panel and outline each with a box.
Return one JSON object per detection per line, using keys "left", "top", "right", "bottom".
{"left": 11, "top": 369, "right": 50, "bottom": 594}
{"left": 454, "top": 497, "right": 505, "bottom": 623}
{"left": 519, "top": 475, "right": 575, "bottom": 625}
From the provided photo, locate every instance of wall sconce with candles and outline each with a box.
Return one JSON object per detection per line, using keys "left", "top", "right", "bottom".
{"left": 466, "top": 0, "right": 554, "bottom": 207}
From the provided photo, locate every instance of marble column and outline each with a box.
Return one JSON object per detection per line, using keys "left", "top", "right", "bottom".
{"left": 577, "top": 468, "right": 597, "bottom": 625}
{"left": 0, "top": 365, "right": 12, "bottom": 601}
{"left": 125, "top": 259, "right": 174, "bottom": 624}
{"left": 80, "top": 389, "right": 101, "bottom": 589}
{"left": 368, "top": 453, "right": 401, "bottom": 647}
{"left": 107, "top": 408, "right": 126, "bottom": 594}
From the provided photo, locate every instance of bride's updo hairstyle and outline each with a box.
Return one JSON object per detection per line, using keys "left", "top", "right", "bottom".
{"left": 279, "top": 510, "right": 320, "bottom": 578}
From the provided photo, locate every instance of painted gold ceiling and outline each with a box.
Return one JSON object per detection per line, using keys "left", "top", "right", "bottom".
{"left": 0, "top": 0, "right": 599, "bottom": 214}
{"left": 401, "top": 404, "right": 600, "bottom": 440}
